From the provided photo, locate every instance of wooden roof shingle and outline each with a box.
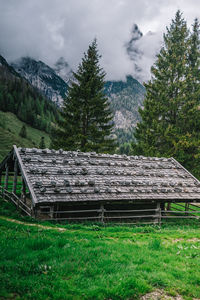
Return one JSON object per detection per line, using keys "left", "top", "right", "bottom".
{"left": 1, "top": 145, "right": 199, "bottom": 206}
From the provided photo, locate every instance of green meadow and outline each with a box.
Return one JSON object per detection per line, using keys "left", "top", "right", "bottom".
{"left": 0, "top": 111, "right": 50, "bottom": 162}
{"left": 0, "top": 198, "right": 200, "bottom": 300}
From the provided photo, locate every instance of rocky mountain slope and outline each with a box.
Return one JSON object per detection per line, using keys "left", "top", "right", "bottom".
{"left": 0, "top": 54, "right": 21, "bottom": 79}
{"left": 11, "top": 57, "right": 68, "bottom": 105}
{"left": 11, "top": 56, "right": 145, "bottom": 138}
{"left": 105, "top": 76, "right": 145, "bottom": 130}
{"left": 0, "top": 54, "right": 59, "bottom": 133}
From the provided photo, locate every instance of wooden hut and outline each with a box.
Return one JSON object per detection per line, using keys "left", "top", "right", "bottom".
{"left": 1, "top": 145, "right": 200, "bottom": 224}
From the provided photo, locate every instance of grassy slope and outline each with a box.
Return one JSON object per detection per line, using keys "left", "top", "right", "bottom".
{"left": 0, "top": 111, "right": 51, "bottom": 161}
{"left": 0, "top": 198, "right": 200, "bottom": 300}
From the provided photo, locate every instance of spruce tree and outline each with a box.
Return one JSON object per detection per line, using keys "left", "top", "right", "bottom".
{"left": 19, "top": 124, "right": 27, "bottom": 138}
{"left": 39, "top": 136, "right": 46, "bottom": 149}
{"left": 176, "top": 18, "right": 200, "bottom": 176}
{"left": 51, "top": 39, "right": 116, "bottom": 153}
{"left": 132, "top": 11, "right": 200, "bottom": 177}
{"left": 180, "top": 18, "right": 200, "bottom": 131}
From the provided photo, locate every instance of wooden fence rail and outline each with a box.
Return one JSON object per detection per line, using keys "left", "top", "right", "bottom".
{"left": 39, "top": 208, "right": 159, "bottom": 214}
{"left": 0, "top": 187, "right": 200, "bottom": 224}
{"left": 39, "top": 207, "right": 161, "bottom": 224}
{"left": 162, "top": 210, "right": 200, "bottom": 214}
{"left": 0, "top": 185, "right": 32, "bottom": 217}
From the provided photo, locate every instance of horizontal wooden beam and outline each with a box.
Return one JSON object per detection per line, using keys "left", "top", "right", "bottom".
{"left": 13, "top": 145, "right": 37, "bottom": 206}
{"left": 162, "top": 216, "right": 199, "bottom": 219}
{"left": 161, "top": 210, "right": 200, "bottom": 214}
{"left": 38, "top": 208, "right": 159, "bottom": 214}
{"left": 104, "top": 215, "right": 157, "bottom": 219}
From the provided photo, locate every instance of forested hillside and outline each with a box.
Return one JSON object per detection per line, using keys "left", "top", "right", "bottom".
{"left": 105, "top": 76, "right": 145, "bottom": 129}
{"left": 0, "top": 53, "right": 146, "bottom": 156}
{"left": 12, "top": 57, "right": 145, "bottom": 143}
{"left": 0, "top": 111, "right": 50, "bottom": 161}
{"left": 0, "top": 55, "right": 60, "bottom": 134}
{"left": 12, "top": 57, "right": 68, "bottom": 105}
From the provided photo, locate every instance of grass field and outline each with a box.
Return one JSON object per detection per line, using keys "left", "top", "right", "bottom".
{"left": 0, "top": 111, "right": 51, "bottom": 162}
{"left": 0, "top": 197, "right": 200, "bottom": 300}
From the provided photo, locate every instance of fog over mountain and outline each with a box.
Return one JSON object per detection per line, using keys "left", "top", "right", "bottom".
{"left": 0, "top": 0, "right": 200, "bottom": 82}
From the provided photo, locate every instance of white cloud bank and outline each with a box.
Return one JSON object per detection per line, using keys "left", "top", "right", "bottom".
{"left": 0, "top": 0, "right": 200, "bottom": 82}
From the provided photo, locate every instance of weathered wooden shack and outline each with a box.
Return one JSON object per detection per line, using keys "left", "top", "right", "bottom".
{"left": 1, "top": 145, "right": 200, "bottom": 223}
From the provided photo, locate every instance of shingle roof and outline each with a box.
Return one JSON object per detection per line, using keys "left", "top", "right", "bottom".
{"left": 7, "top": 145, "right": 200, "bottom": 206}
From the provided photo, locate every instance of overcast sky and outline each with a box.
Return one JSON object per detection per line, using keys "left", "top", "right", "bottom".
{"left": 0, "top": 0, "right": 200, "bottom": 82}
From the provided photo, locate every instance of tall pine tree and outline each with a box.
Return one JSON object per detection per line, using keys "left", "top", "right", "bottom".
{"left": 176, "top": 18, "right": 200, "bottom": 176}
{"left": 51, "top": 39, "right": 116, "bottom": 153}
{"left": 39, "top": 136, "right": 46, "bottom": 149}
{"left": 132, "top": 11, "right": 200, "bottom": 177}
{"left": 19, "top": 124, "right": 27, "bottom": 138}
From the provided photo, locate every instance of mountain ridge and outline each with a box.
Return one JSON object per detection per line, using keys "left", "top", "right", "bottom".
{"left": 11, "top": 56, "right": 145, "bottom": 135}
{"left": 11, "top": 57, "right": 68, "bottom": 105}
{"left": 0, "top": 54, "right": 59, "bottom": 134}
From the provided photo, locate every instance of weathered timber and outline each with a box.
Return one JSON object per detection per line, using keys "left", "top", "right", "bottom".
{"left": 100, "top": 204, "right": 105, "bottom": 223}
{"left": 2, "top": 188, "right": 31, "bottom": 216}
{"left": 41, "top": 208, "right": 158, "bottom": 214}
{"left": 171, "top": 157, "right": 200, "bottom": 183}
{"left": 161, "top": 210, "right": 200, "bottom": 214}
{"left": 50, "top": 206, "right": 54, "bottom": 219}
{"left": 13, "top": 145, "right": 37, "bottom": 206}
{"left": 46, "top": 216, "right": 102, "bottom": 221}
{"left": 186, "top": 203, "right": 200, "bottom": 210}
{"left": 162, "top": 215, "right": 199, "bottom": 219}
{"left": 12, "top": 159, "right": 18, "bottom": 194}
{"left": 21, "top": 178, "right": 27, "bottom": 203}
{"left": 185, "top": 202, "right": 189, "bottom": 216}
{"left": 4, "top": 164, "right": 9, "bottom": 190}
{"left": 156, "top": 202, "right": 161, "bottom": 225}
{"left": 103, "top": 208, "right": 158, "bottom": 213}
{"left": 1, "top": 145, "right": 200, "bottom": 223}
{"left": 41, "top": 209, "right": 102, "bottom": 214}
{"left": 104, "top": 214, "right": 158, "bottom": 219}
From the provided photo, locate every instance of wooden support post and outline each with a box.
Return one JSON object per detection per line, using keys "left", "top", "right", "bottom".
{"left": 0, "top": 172, "right": 2, "bottom": 196}
{"left": 185, "top": 202, "right": 189, "bottom": 216}
{"left": 12, "top": 159, "right": 18, "bottom": 194}
{"left": 5, "top": 164, "right": 9, "bottom": 190}
{"left": 50, "top": 206, "right": 54, "bottom": 219}
{"left": 167, "top": 202, "right": 171, "bottom": 211}
{"left": 32, "top": 206, "right": 37, "bottom": 219}
{"left": 0, "top": 171, "right": 2, "bottom": 186}
{"left": 21, "top": 178, "right": 27, "bottom": 204}
{"left": 156, "top": 202, "right": 161, "bottom": 226}
{"left": 36, "top": 206, "right": 41, "bottom": 219}
{"left": 55, "top": 203, "right": 59, "bottom": 220}
{"left": 100, "top": 204, "right": 105, "bottom": 224}
{"left": 30, "top": 204, "right": 34, "bottom": 218}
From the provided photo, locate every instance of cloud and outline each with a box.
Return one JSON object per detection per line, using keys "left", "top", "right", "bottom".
{"left": 128, "top": 30, "right": 163, "bottom": 83}
{"left": 0, "top": 0, "right": 200, "bottom": 81}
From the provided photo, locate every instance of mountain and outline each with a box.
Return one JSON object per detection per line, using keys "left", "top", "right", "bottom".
{"left": 0, "top": 54, "right": 59, "bottom": 133}
{"left": 11, "top": 57, "right": 68, "bottom": 105}
{"left": 54, "top": 57, "right": 73, "bottom": 83}
{"left": 105, "top": 75, "right": 145, "bottom": 131}
{"left": 0, "top": 54, "right": 21, "bottom": 79}
{"left": 11, "top": 56, "right": 145, "bottom": 133}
